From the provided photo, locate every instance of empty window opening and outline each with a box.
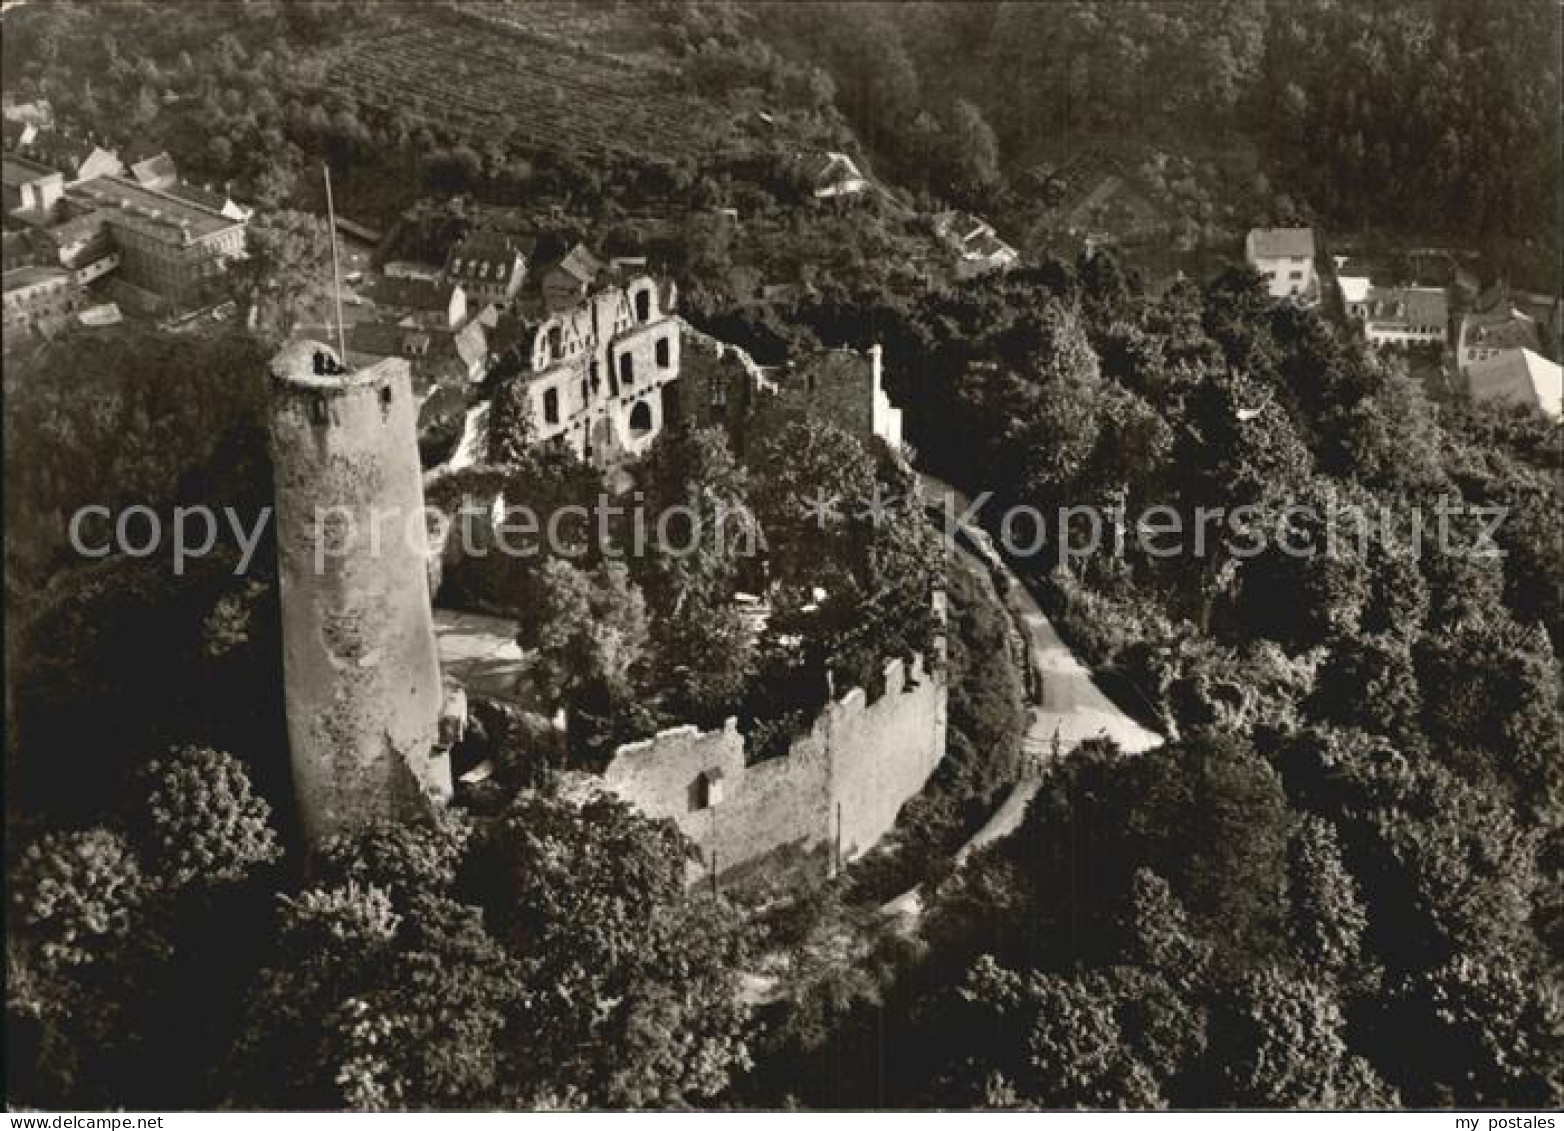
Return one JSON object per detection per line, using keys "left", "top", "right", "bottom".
{"left": 629, "top": 400, "right": 653, "bottom": 436}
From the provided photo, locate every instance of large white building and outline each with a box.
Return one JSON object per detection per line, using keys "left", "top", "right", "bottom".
{"left": 1356, "top": 285, "right": 1448, "bottom": 348}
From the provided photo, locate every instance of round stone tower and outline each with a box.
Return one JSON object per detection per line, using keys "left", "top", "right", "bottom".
{"left": 267, "top": 340, "right": 451, "bottom": 847}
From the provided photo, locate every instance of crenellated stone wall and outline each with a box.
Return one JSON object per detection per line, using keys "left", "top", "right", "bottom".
{"left": 586, "top": 594, "right": 948, "bottom": 887}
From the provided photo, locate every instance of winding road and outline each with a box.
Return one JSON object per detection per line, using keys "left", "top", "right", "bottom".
{"left": 880, "top": 475, "right": 1163, "bottom": 917}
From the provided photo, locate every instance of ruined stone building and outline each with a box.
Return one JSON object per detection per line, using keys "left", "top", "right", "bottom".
{"left": 270, "top": 277, "right": 932, "bottom": 868}
{"left": 510, "top": 272, "right": 683, "bottom": 464}
{"left": 677, "top": 328, "right": 903, "bottom": 455}
{"left": 486, "top": 271, "right": 904, "bottom": 471}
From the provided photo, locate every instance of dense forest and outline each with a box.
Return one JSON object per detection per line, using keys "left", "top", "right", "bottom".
{"left": 8, "top": 255, "right": 1558, "bottom": 1109}
{"left": 731, "top": 0, "right": 1560, "bottom": 249}
{"left": 718, "top": 254, "right": 1564, "bottom": 1108}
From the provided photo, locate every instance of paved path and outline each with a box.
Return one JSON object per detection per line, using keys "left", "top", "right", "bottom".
{"left": 881, "top": 475, "right": 1163, "bottom": 918}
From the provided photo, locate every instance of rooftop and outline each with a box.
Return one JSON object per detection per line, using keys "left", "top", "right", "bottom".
{"left": 2, "top": 153, "right": 60, "bottom": 187}
{"left": 3, "top": 264, "right": 68, "bottom": 291}
{"left": 364, "top": 274, "right": 461, "bottom": 312}
{"left": 435, "top": 608, "right": 537, "bottom": 709}
{"left": 45, "top": 208, "right": 112, "bottom": 246}
{"left": 128, "top": 152, "right": 178, "bottom": 188}
{"left": 1463, "top": 307, "right": 1542, "bottom": 352}
{"left": 1362, "top": 285, "right": 1448, "bottom": 326}
{"left": 67, "top": 175, "right": 242, "bottom": 242}
{"left": 808, "top": 151, "right": 863, "bottom": 186}
{"left": 1467, "top": 348, "right": 1562, "bottom": 418}
{"left": 1246, "top": 227, "right": 1315, "bottom": 260}
{"left": 554, "top": 242, "right": 602, "bottom": 285}
{"left": 450, "top": 229, "right": 530, "bottom": 261}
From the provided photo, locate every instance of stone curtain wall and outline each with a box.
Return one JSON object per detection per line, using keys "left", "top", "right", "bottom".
{"left": 675, "top": 327, "right": 902, "bottom": 456}
{"left": 596, "top": 651, "right": 947, "bottom": 887}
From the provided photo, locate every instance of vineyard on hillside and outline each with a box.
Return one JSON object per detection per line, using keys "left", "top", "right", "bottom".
{"left": 330, "top": 6, "right": 742, "bottom": 164}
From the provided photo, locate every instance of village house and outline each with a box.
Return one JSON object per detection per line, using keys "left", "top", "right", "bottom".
{"left": 1456, "top": 307, "right": 1543, "bottom": 375}
{"left": 24, "top": 135, "right": 124, "bottom": 186}
{"left": 1465, "top": 348, "right": 1562, "bottom": 419}
{"left": 2, "top": 119, "right": 41, "bottom": 150}
{"left": 365, "top": 276, "right": 469, "bottom": 331}
{"left": 541, "top": 243, "right": 603, "bottom": 313}
{"left": 350, "top": 275, "right": 490, "bottom": 384}
{"left": 1334, "top": 257, "right": 1375, "bottom": 315}
{"left": 127, "top": 151, "right": 179, "bottom": 191}
{"left": 348, "top": 318, "right": 489, "bottom": 386}
{"left": 806, "top": 151, "right": 868, "bottom": 200}
{"left": 1245, "top": 227, "right": 1318, "bottom": 303}
{"left": 2, "top": 154, "right": 63, "bottom": 220}
{"left": 1355, "top": 285, "right": 1449, "bottom": 349}
{"left": 934, "top": 210, "right": 1019, "bottom": 280}
{"left": 3, "top": 264, "right": 77, "bottom": 336}
{"left": 36, "top": 208, "right": 120, "bottom": 286}
{"left": 443, "top": 229, "right": 528, "bottom": 306}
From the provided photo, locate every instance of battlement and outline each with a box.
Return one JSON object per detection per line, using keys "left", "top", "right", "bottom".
{"left": 590, "top": 595, "right": 948, "bottom": 888}
{"left": 270, "top": 339, "right": 409, "bottom": 394}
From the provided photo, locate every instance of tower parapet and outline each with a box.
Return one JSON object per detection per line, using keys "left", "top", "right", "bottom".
{"left": 267, "top": 340, "right": 451, "bottom": 846}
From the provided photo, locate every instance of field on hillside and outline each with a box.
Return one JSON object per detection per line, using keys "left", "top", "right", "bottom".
{"left": 331, "top": 5, "right": 741, "bottom": 164}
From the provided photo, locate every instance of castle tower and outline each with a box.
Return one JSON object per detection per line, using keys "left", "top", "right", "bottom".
{"left": 267, "top": 340, "right": 451, "bottom": 846}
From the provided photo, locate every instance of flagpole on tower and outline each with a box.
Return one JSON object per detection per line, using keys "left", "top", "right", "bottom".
{"left": 323, "top": 164, "right": 348, "bottom": 364}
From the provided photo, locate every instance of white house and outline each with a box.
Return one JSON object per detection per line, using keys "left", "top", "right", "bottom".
{"left": 1334, "top": 257, "right": 1373, "bottom": 314}
{"left": 1246, "top": 227, "right": 1317, "bottom": 302}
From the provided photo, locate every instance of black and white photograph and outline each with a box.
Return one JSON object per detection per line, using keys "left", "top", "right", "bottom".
{"left": 2, "top": 0, "right": 1561, "bottom": 1119}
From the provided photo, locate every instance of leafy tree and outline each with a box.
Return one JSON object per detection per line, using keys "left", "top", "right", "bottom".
{"left": 225, "top": 210, "right": 332, "bottom": 344}
{"left": 1307, "top": 634, "right": 1423, "bottom": 746}
{"left": 6, "top": 829, "right": 163, "bottom": 1107}
{"left": 943, "top": 97, "right": 1000, "bottom": 194}
{"left": 1285, "top": 815, "right": 1368, "bottom": 981}
{"left": 229, "top": 883, "right": 522, "bottom": 1110}
{"left": 462, "top": 793, "right": 752, "bottom": 1108}
{"left": 520, "top": 557, "right": 649, "bottom": 709}
{"left": 947, "top": 956, "right": 1164, "bottom": 1109}
{"left": 131, "top": 746, "right": 283, "bottom": 888}
{"left": 1388, "top": 957, "right": 1564, "bottom": 1107}
{"left": 317, "top": 813, "right": 472, "bottom": 908}
{"left": 633, "top": 424, "right": 758, "bottom": 620}
{"left": 10, "top": 829, "right": 151, "bottom": 978}
{"left": 1206, "top": 966, "right": 1385, "bottom": 1107}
